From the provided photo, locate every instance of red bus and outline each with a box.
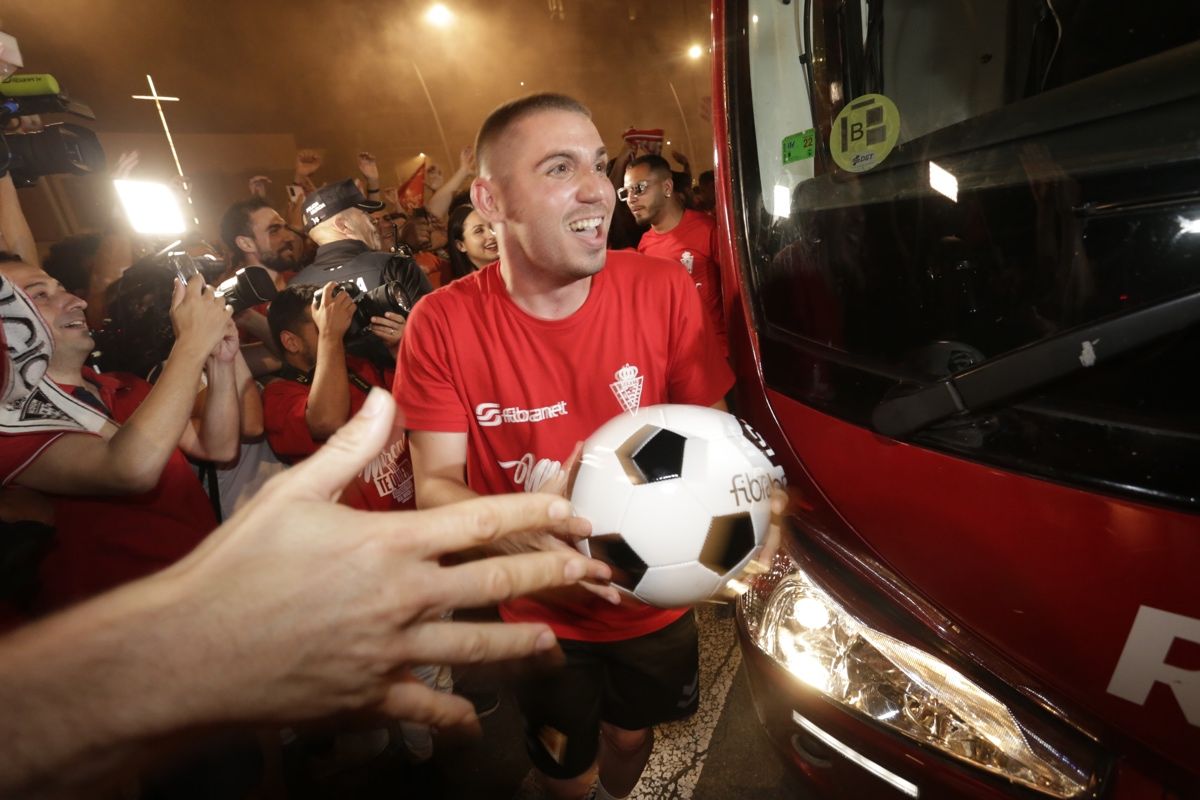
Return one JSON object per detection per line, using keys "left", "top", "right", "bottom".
{"left": 712, "top": 1, "right": 1200, "bottom": 797}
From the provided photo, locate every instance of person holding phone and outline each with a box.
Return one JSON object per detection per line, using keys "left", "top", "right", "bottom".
{"left": 0, "top": 252, "right": 241, "bottom": 613}
{"left": 0, "top": 274, "right": 614, "bottom": 796}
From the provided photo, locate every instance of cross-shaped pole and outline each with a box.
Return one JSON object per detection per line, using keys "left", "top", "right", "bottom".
{"left": 131, "top": 74, "right": 186, "bottom": 181}
{"left": 132, "top": 75, "right": 199, "bottom": 226}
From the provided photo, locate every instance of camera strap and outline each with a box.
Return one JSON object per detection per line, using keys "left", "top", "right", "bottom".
{"left": 274, "top": 362, "right": 374, "bottom": 394}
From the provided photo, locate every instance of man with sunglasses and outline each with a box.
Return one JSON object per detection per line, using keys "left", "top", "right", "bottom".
{"left": 623, "top": 154, "right": 728, "bottom": 356}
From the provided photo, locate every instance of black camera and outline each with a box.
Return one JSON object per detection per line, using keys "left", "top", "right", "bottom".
{"left": 314, "top": 279, "right": 417, "bottom": 336}
{"left": 215, "top": 266, "right": 279, "bottom": 315}
{"left": 0, "top": 74, "right": 105, "bottom": 186}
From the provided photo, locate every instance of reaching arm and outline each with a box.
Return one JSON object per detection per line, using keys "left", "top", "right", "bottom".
{"left": 0, "top": 173, "right": 36, "bottom": 267}
{"left": 426, "top": 146, "right": 474, "bottom": 221}
{"left": 357, "top": 151, "right": 381, "bottom": 200}
{"left": 14, "top": 277, "right": 232, "bottom": 495}
{"left": 304, "top": 283, "right": 355, "bottom": 441}
{"left": 0, "top": 391, "right": 608, "bottom": 798}
{"left": 608, "top": 145, "right": 634, "bottom": 191}
{"left": 179, "top": 319, "right": 241, "bottom": 463}
{"left": 670, "top": 149, "right": 692, "bottom": 180}
{"left": 234, "top": 351, "right": 264, "bottom": 440}
{"left": 409, "top": 430, "right": 479, "bottom": 509}
{"left": 407, "top": 429, "right": 610, "bottom": 600}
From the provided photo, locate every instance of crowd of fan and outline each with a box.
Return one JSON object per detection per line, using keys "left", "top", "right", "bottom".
{"left": 0, "top": 117, "right": 725, "bottom": 796}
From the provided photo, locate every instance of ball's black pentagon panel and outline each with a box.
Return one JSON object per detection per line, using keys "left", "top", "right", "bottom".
{"left": 613, "top": 424, "right": 660, "bottom": 485}
{"left": 626, "top": 427, "right": 687, "bottom": 483}
{"left": 587, "top": 533, "right": 649, "bottom": 590}
{"left": 700, "top": 512, "right": 756, "bottom": 574}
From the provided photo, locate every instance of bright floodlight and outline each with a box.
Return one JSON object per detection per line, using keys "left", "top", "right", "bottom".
{"left": 687, "top": 44, "right": 703, "bottom": 60}
{"left": 425, "top": 3, "right": 454, "bottom": 26}
{"left": 114, "top": 180, "right": 187, "bottom": 235}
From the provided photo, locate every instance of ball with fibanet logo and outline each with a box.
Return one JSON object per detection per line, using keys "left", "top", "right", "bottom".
{"left": 569, "top": 404, "right": 786, "bottom": 608}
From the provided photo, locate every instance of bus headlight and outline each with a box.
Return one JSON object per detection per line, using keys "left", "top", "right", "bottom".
{"left": 742, "top": 552, "right": 1097, "bottom": 798}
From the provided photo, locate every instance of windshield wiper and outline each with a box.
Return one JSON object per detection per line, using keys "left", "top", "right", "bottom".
{"left": 871, "top": 289, "right": 1200, "bottom": 438}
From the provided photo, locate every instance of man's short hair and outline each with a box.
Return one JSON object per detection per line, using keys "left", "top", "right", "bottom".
{"left": 43, "top": 234, "right": 102, "bottom": 295}
{"left": 628, "top": 154, "right": 673, "bottom": 179}
{"left": 698, "top": 169, "right": 715, "bottom": 186}
{"left": 475, "top": 93, "right": 592, "bottom": 173}
{"left": 268, "top": 284, "right": 317, "bottom": 352}
{"left": 220, "top": 197, "right": 272, "bottom": 268}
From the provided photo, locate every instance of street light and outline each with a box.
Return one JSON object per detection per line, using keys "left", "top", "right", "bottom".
{"left": 425, "top": 3, "right": 453, "bottom": 26}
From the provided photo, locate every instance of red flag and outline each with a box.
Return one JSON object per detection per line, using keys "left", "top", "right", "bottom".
{"left": 623, "top": 127, "right": 664, "bottom": 157}
{"left": 396, "top": 162, "right": 426, "bottom": 211}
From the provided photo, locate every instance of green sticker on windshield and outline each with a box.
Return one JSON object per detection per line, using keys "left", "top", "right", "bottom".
{"left": 830, "top": 93, "right": 900, "bottom": 173}
{"left": 782, "top": 129, "right": 816, "bottom": 164}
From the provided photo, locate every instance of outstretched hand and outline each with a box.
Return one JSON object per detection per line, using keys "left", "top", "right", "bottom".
{"left": 159, "top": 390, "right": 614, "bottom": 728}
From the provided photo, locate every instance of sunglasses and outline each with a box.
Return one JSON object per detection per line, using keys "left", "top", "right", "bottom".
{"left": 617, "top": 180, "right": 650, "bottom": 202}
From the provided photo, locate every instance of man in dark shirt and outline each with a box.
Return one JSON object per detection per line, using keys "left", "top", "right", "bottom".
{"left": 292, "top": 179, "right": 430, "bottom": 298}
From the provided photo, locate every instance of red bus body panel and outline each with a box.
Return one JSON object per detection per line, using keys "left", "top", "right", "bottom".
{"left": 710, "top": 0, "right": 1200, "bottom": 793}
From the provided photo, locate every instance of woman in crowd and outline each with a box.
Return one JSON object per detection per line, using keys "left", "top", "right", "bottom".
{"left": 446, "top": 204, "right": 498, "bottom": 281}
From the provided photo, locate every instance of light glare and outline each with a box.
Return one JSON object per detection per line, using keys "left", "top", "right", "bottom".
{"left": 114, "top": 180, "right": 187, "bottom": 236}
{"left": 929, "top": 161, "right": 959, "bottom": 203}
{"left": 773, "top": 184, "right": 792, "bottom": 218}
{"left": 687, "top": 44, "right": 703, "bottom": 60}
{"left": 793, "top": 597, "right": 830, "bottom": 629}
{"left": 1179, "top": 217, "right": 1200, "bottom": 234}
{"left": 793, "top": 712, "right": 920, "bottom": 797}
{"left": 425, "top": 3, "right": 453, "bottom": 26}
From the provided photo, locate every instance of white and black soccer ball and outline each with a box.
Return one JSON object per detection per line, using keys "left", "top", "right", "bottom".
{"left": 570, "top": 404, "right": 786, "bottom": 608}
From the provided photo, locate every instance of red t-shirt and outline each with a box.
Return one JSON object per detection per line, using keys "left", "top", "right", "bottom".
{"left": 0, "top": 369, "right": 216, "bottom": 612}
{"left": 395, "top": 252, "right": 734, "bottom": 642}
{"left": 637, "top": 209, "right": 728, "bottom": 356}
{"left": 262, "top": 356, "right": 415, "bottom": 511}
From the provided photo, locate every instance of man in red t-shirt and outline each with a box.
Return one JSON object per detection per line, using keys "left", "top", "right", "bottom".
{"left": 263, "top": 283, "right": 414, "bottom": 510}
{"left": 395, "top": 94, "right": 733, "bottom": 800}
{"left": 0, "top": 255, "right": 240, "bottom": 612}
{"left": 624, "top": 154, "right": 728, "bottom": 356}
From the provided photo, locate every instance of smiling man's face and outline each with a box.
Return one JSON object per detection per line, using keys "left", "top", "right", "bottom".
{"left": 248, "top": 206, "right": 300, "bottom": 269}
{"left": 481, "top": 109, "right": 615, "bottom": 284}
{"left": 0, "top": 262, "right": 93, "bottom": 364}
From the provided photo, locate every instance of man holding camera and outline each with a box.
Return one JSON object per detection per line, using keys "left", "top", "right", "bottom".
{"left": 292, "top": 180, "right": 430, "bottom": 300}
{"left": 290, "top": 179, "right": 431, "bottom": 369}
{"left": 262, "top": 282, "right": 414, "bottom": 510}
{"left": 0, "top": 254, "right": 240, "bottom": 612}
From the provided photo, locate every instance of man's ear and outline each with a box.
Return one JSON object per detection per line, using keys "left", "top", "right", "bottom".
{"left": 332, "top": 213, "right": 355, "bottom": 237}
{"left": 279, "top": 330, "right": 303, "bottom": 355}
{"left": 471, "top": 178, "right": 503, "bottom": 224}
{"left": 234, "top": 234, "right": 257, "bottom": 256}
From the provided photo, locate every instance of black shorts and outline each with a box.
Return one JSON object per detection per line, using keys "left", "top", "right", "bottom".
{"left": 515, "top": 611, "right": 700, "bottom": 780}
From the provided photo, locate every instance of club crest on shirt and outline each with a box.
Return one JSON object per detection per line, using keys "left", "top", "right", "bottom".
{"left": 610, "top": 363, "right": 643, "bottom": 414}
{"left": 680, "top": 250, "right": 694, "bottom": 274}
